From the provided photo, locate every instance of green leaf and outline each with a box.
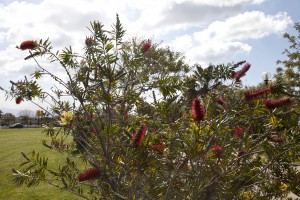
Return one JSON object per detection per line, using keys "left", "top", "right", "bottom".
{"left": 31, "top": 71, "right": 43, "bottom": 80}
{"left": 105, "top": 43, "right": 114, "bottom": 52}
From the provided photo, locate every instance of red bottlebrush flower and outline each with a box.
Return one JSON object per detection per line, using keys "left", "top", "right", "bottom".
{"left": 20, "top": 40, "right": 36, "bottom": 50}
{"left": 142, "top": 41, "right": 151, "bottom": 52}
{"left": 151, "top": 143, "right": 164, "bottom": 152}
{"left": 150, "top": 142, "right": 165, "bottom": 152}
{"left": 192, "top": 98, "right": 205, "bottom": 122}
{"left": 16, "top": 96, "right": 23, "bottom": 104}
{"left": 264, "top": 98, "right": 292, "bottom": 111}
{"left": 232, "top": 63, "right": 251, "bottom": 81}
{"left": 212, "top": 145, "right": 222, "bottom": 151}
{"left": 244, "top": 87, "right": 271, "bottom": 101}
{"left": 132, "top": 124, "right": 147, "bottom": 148}
{"left": 77, "top": 168, "right": 101, "bottom": 182}
{"left": 235, "top": 127, "right": 243, "bottom": 137}
{"left": 216, "top": 98, "right": 225, "bottom": 106}
{"left": 212, "top": 145, "right": 222, "bottom": 158}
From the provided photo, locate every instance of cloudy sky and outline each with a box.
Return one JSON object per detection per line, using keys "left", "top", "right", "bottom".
{"left": 0, "top": 0, "right": 299, "bottom": 115}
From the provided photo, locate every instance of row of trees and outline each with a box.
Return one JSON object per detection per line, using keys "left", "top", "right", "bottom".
{"left": 5, "top": 16, "right": 300, "bottom": 199}
{"left": 0, "top": 109, "right": 47, "bottom": 126}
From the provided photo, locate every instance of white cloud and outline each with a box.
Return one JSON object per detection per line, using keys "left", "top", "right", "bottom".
{"left": 167, "top": 34, "right": 193, "bottom": 52}
{"left": 185, "top": 41, "right": 252, "bottom": 66}
{"left": 123, "top": 0, "right": 267, "bottom": 38}
{"left": 251, "top": 0, "right": 265, "bottom": 4}
{"left": 193, "top": 11, "right": 292, "bottom": 43}
{"left": 0, "top": 1, "right": 40, "bottom": 29}
{"left": 167, "top": 11, "right": 292, "bottom": 66}
{"left": 186, "top": 0, "right": 265, "bottom": 6}
{"left": 0, "top": 45, "right": 34, "bottom": 75}
{"left": 125, "top": 0, "right": 250, "bottom": 37}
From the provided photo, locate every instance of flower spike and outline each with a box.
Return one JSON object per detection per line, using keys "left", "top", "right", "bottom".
{"left": 192, "top": 98, "right": 205, "bottom": 122}
{"left": 78, "top": 168, "right": 101, "bottom": 182}
{"left": 132, "top": 124, "right": 147, "bottom": 148}
{"left": 232, "top": 63, "right": 251, "bottom": 81}
{"left": 264, "top": 98, "right": 292, "bottom": 111}
{"left": 19, "top": 40, "right": 36, "bottom": 50}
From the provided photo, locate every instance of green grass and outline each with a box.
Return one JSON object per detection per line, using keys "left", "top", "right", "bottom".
{"left": 0, "top": 128, "right": 82, "bottom": 200}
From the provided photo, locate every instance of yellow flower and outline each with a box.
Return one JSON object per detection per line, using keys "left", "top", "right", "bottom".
{"left": 279, "top": 182, "right": 288, "bottom": 192}
{"left": 241, "top": 191, "right": 253, "bottom": 199}
{"left": 60, "top": 111, "right": 73, "bottom": 125}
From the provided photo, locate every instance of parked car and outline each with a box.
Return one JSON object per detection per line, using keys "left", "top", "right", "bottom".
{"left": 9, "top": 123, "right": 24, "bottom": 128}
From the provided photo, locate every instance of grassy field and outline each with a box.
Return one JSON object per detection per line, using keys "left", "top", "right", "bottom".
{"left": 0, "top": 128, "right": 82, "bottom": 200}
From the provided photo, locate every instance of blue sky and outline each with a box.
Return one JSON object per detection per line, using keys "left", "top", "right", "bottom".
{"left": 0, "top": 0, "right": 300, "bottom": 115}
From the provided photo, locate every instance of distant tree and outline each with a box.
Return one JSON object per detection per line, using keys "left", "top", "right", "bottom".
{"left": 0, "top": 110, "right": 3, "bottom": 126}
{"left": 36, "top": 110, "right": 45, "bottom": 125}
{"left": 19, "top": 109, "right": 33, "bottom": 125}
{"left": 2, "top": 113, "right": 16, "bottom": 126}
{"left": 275, "top": 22, "right": 300, "bottom": 98}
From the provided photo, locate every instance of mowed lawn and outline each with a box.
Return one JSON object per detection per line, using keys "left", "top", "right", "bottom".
{"left": 0, "top": 128, "right": 81, "bottom": 200}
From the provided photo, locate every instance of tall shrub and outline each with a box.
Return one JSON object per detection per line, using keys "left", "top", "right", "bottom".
{"left": 8, "top": 15, "right": 300, "bottom": 199}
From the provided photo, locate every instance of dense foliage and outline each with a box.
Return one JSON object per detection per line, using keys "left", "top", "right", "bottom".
{"left": 7, "top": 15, "right": 300, "bottom": 199}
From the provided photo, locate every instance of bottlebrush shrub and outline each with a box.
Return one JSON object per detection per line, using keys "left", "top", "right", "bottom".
{"left": 8, "top": 15, "right": 300, "bottom": 199}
